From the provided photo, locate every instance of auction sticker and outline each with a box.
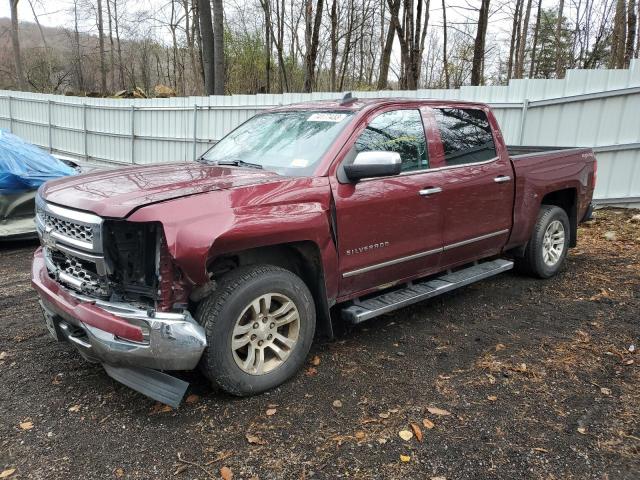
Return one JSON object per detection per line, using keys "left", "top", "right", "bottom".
{"left": 290, "top": 158, "right": 310, "bottom": 167}
{"left": 307, "top": 113, "right": 348, "bottom": 122}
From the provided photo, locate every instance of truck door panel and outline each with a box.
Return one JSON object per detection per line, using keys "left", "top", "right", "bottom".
{"left": 330, "top": 108, "right": 444, "bottom": 298}
{"left": 427, "top": 107, "right": 515, "bottom": 266}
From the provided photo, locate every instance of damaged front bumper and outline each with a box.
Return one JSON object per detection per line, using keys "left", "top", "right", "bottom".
{"left": 32, "top": 248, "right": 207, "bottom": 406}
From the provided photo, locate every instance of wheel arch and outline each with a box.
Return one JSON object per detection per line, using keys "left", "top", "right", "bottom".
{"left": 540, "top": 188, "right": 577, "bottom": 248}
{"left": 206, "top": 241, "right": 334, "bottom": 339}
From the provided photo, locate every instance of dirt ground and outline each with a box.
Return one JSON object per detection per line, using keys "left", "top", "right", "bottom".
{"left": 1, "top": 208, "right": 638, "bottom": 480}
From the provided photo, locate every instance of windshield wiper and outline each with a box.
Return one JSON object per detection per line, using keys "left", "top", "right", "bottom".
{"left": 211, "top": 158, "right": 263, "bottom": 169}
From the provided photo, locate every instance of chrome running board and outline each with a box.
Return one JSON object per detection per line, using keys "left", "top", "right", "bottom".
{"left": 341, "top": 259, "right": 514, "bottom": 324}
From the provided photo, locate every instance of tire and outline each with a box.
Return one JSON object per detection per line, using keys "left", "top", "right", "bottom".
{"left": 196, "top": 265, "right": 316, "bottom": 396}
{"left": 516, "top": 205, "right": 570, "bottom": 278}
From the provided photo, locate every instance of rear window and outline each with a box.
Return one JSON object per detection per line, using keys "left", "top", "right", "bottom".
{"left": 433, "top": 108, "right": 497, "bottom": 166}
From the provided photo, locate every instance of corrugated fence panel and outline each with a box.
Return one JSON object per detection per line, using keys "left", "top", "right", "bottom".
{"left": 0, "top": 60, "right": 638, "bottom": 205}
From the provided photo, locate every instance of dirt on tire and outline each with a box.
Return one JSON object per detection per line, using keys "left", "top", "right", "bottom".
{"left": 1, "top": 208, "right": 638, "bottom": 479}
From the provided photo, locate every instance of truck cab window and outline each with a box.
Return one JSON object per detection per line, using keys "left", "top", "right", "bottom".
{"left": 354, "top": 109, "right": 428, "bottom": 172}
{"left": 433, "top": 108, "right": 497, "bottom": 166}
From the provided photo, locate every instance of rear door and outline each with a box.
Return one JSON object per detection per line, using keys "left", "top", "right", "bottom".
{"left": 330, "top": 108, "right": 445, "bottom": 298}
{"left": 427, "top": 107, "right": 515, "bottom": 267}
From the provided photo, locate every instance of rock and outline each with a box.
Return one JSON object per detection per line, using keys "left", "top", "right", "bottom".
{"left": 603, "top": 231, "right": 617, "bottom": 241}
{"left": 154, "top": 84, "right": 176, "bottom": 98}
{"left": 631, "top": 214, "right": 640, "bottom": 222}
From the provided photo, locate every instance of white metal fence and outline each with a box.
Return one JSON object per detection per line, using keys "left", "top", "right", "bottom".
{"left": 1, "top": 60, "right": 639, "bottom": 206}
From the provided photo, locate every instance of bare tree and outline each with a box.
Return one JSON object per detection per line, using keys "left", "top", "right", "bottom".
{"left": 303, "top": 0, "right": 324, "bottom": 92}
{"left": 377, "top": 0, "right": 395, "bottom": 89}
{"left": 471, "top": 0, "right": 490, "bottom": 85}
{"left": 9, "top": 0, "right": 26, "bottom": 90}
{"left": 610, "top": 0, "right": 627, "bottom": 68}
{"left": 96, "top": 0, "right": 108, "bottom": 92}
{"left": 112, "top": 0, "right": 125, "bottom": 88}
{"left": 625, "top": 0, "right": 637, "bottom": 65}
{"left": 529, "top": 0, "right": 542, "bottom": 77}
{"left": 555, "top": 0, "right": 565, "bottom": 76}
{"left": 198, "top": 0, "right": 216, "bottom": 94}
{"left": 441, "top": 0, "right": 450, "bottom": 88}
{"left": 507, "top": 0, "right": 523, "bottom": 80}
{"left": 515, "top": 0, "right": 533, "bottom": 78}
{"left": 105, "top": 0, "right": 116, "bottom": 88}
{"left": 387, "top": 0, "right": 430, "bottom": 89}
{"left": 212, "top": 0, "right": 225, "bottom": 94}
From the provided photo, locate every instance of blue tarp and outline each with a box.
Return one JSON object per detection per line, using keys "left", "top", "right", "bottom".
{"left": 0, "top": 130, "right": 75, "bottom": 192}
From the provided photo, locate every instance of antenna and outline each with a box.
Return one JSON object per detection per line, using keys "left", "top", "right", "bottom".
{"left": 340, "top": 92, "right": 358, "bottom": 105}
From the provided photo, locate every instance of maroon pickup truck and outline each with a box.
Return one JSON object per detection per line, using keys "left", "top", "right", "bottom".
{"left": 31, "top": 97, "right": 596, "bottom": 406}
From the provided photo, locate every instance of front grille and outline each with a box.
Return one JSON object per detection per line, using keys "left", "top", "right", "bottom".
{"left": 48, "top": 249, "right": 110, "bottom": 297}
{"left": 46, "top": 214, "right": 94, "bottom": 243}
{"left": 37, "top": 198, "right": 107, "bottom": 298}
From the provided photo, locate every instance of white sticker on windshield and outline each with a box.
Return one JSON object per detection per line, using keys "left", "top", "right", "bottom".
{"left": 290, "top": 158, "right": 310, "bottom": 167}
{"left": 307, "top": 113, "right": 348, "bottom": 123}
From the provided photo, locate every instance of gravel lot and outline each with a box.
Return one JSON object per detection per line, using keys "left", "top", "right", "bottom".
{"left": 1, "top": 208, "right": 639, "bottom": 480}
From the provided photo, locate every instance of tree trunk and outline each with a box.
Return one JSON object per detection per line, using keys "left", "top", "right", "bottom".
{"left": 106, "top": 0, "right": 116, "bottom": 90}
{"left": 113, "top": 0, "right": 125, "bottom": 89}
{"left": 377, "top": 4, "right": 395, "bottom": 89}
{"left": 212, "top": 0, "right": 225, "bottom": 94}
{"left": 555, "top": 0, "right": 565, "bottom": 77}
{"left": 624, "top": 0, "right": 637, "bottom": 65}
{"left": 27, "top": 0, "right": 53, "bottom": 90}
{"left": 330, "top": 0, "right": 339, "bottom": 91}
{"left": 507, "top": 0, "right": 522, "bottom": 80}
{"left": 198, "top": 0, "right": 216, "bottom": 94}
{"left": 73, "top": 0, "right": 84, "bottom": 91}
{"left": 96, "top": 0, "right": 108, "bottom": 93}
{"left": 9, "top": 0, "right": 26, "bottom": 90}
{"left": 264, "top": 0, "right": 271, "bottom": 92}
{"left": 529, "top": 0, "right": 542, "bottom": 78}
{"left": 442, "top": 0, "right": 449, "bottom": 88}
{"left": 471, "top": 0, "right": 490, "bottom": 86}
{"left": 515, "top": 0, "right": 533, "bottom": 78}
{"left": 303, "top": 0, "right": 324, "bottom": 92}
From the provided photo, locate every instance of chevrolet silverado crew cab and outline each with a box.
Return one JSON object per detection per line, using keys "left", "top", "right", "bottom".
{"left": 32, "top": 97, "right": 596, "bottom": 406}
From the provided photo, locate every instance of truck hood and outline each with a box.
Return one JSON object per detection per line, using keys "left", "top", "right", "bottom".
{"left": 40, "top": 162, "right": 283, "bottom": 218}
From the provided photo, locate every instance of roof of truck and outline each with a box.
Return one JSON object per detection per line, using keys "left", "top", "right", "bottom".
{"left": 270, "top": 96, "right": 488, "bottom": 112}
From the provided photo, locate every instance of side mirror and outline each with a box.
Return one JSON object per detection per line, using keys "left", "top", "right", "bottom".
{"left": 343, "top": 151, "right": 401, "bottom": 182}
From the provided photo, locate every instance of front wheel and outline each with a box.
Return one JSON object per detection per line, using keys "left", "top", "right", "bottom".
{"left": 196, "top": 265, "right": 316, "bottom": 396}
{"left": 516, "top": 205, "right": 570, "bottom": 278}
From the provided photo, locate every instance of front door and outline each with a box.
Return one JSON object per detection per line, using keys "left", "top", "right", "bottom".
{"left": 330, "top": 108, "right": 445, "bottom": 299}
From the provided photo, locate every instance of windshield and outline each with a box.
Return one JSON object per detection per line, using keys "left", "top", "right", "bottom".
{"left": 199, "top": 110, "right": 354, "bottom": 176}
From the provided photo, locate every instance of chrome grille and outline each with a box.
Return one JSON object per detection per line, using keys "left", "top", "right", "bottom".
{"left": 45, "top": 213, "right": 94, "bottom": 243}
{"left": 47, "top": 249, "right": 110, "bottom": 297}
{"left": 36, "top": 196, "right": 108, "bottom": 298}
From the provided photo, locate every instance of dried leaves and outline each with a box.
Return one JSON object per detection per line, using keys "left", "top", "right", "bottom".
{"left": 426, "top": 406, "right": 451, "bottom": 416}
{"left": 245, "top": 433, "right": 266, "bottom": 445}
{"left": 410, "top": 423, "right": 423, "bottom": 442}
{"left": 220, "top": 466, "right": 233, "bottom": 480}
{"left": 19, "top": 421, "right": 33, "bottom": 430}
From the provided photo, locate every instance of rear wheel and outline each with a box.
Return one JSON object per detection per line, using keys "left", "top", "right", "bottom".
{"left": 516, "top": 205, "right": 570, "bottom": 278}
{"left": 196, "top": 265, "right": 316, "bottom": 396}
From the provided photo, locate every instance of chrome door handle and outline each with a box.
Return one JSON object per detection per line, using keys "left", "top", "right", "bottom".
{"left": 419, "top": 187, "right": 442, "bottom": 196}
{"left": 494, "top": 175, "right": 512, "bottom": 183}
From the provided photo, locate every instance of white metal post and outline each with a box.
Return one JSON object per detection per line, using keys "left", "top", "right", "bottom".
{"left": 83, "top": 103, "right": 88, "bottom": 161}
{"left": 193, "top": 104, "right": 198, "bottom": 161}
{"left": 130, "top": 105, "right": 135, "bottom": 164}
{"left": 47, "top": 100, "right": 53, "bottom": 152}
{"left": 518, "top": 99, "right": 529, "bottom": 145}
{"left": 7, "top": 96, "right": 13, "bottom": 133}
